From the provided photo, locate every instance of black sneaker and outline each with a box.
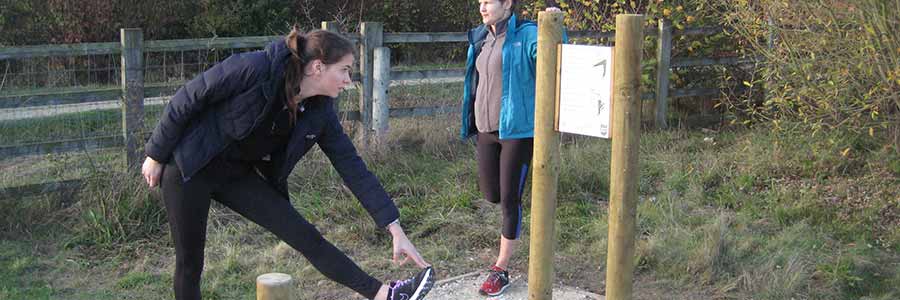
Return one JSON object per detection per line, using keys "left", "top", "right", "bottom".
{"left": 388, "top": 266, "right": 435, "bottom": 300}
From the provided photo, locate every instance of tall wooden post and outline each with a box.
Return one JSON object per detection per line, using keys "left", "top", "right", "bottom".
{"left": 655, "top": 19, "right": 672, "bottom": 129}
{"left": 372, "top": 47, "right": 391, "bottom": 142}
{"left": 358, "top": 22, "right": 383, "bottom": 151}
{"left": 121, "top": 28, "right": 144, "bottom": 170}
{"left": 256, "top": 273, "right": 294, "bottom": 300}
{"left": 321, "top": 21, "right": 340, "bottom": 32}
{"left": 528, "top": 11, "right": 565, "bottom": 300}
{"left": 606, "top": 14, "right": 644, "bottom": 300}
{"left": 321, "top": 21, "right": 342, "bottom": 113}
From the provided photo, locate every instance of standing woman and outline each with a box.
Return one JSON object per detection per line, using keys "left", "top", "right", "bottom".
{"left": 141, "top": 28, "right": 434, "bottom": 300}
{"left": 461, "top": 0, "right": 562, "bottom": 296}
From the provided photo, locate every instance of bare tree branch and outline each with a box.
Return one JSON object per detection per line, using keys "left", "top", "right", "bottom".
{"left": 298, "top": 0, "right": 316, "bottom": 29}
{"left": 331, "top": 0, "right": 352, "bottom": 31}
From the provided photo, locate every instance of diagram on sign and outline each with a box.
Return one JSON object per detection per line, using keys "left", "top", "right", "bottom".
{"left": 593, "top": 59, "right": 608, "bottom": 115}
{"left": 557, "top": 44, "right": 613, "bottom": 139}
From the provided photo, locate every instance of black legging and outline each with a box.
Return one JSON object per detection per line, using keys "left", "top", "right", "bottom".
{"left": 476, "top": 132, "right": 533, "bottom": 239}
{"left": 160, "top": 158, "right": 382, "bottom": 300}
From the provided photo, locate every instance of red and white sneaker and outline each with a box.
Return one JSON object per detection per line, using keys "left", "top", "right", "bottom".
{"left": 478, "top": 265, "right": 510, "bottom": 296}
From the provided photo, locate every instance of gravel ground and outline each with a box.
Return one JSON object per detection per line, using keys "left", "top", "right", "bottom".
{"left": 425, "top": 271, "right": 604, "bottom": 300}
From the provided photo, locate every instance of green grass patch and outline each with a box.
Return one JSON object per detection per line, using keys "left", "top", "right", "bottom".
{"left": 0, "top": 241, "right": 53, "bottom": 300}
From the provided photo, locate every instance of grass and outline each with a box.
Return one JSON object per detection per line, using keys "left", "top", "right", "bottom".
{"left": 1, "top": 94, "right": 898, "bottom": 299}
{"left": 0, "top": 149, "right": 124, "bottom": 189}
{"left": 1, "top": 116, "right": 896, "bottom": 299}
{"left": 0, "top": 240, "right": 53, "bottom": 299}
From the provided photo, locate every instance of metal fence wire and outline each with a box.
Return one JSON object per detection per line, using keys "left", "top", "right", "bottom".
{"left": 0, "top": 47, "right": 266, "bottom": 148}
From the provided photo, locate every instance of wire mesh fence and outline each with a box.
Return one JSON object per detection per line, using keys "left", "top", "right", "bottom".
{"left": 0, "top": 44, "right": 273, "bottom": 190}
{"left": 0, "top": 55, "right": 120, "bottom": 92}
{"left": 0, "top": 46, "right": 271, "bottom": 145}
{"left": 1, "top": 54, "right": 122, "bottom": 157}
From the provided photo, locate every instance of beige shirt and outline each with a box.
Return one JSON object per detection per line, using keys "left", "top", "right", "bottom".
{"left": 474, "top": 18, "right": 508, "bottom": 133}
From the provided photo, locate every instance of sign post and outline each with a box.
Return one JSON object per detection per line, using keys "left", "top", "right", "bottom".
{"left": 528, "top": 10, "right": 565, "bottom": 300}
{"left": 532, "top": 12, "right": 643, "bottom": 300}
{"left": 605, "top": 14, "right": 644, "bottom": 300}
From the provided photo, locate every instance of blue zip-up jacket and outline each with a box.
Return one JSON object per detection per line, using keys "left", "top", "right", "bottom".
{"left": 145, "top": 39, "right": 399, "bottom": 228}
{"left": 461, "top": 14, "right": 566, "bottom": 140}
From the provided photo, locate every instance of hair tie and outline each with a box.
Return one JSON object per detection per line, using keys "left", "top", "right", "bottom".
{"left": 285, "top": 25, "right": 308, "bottom": 63}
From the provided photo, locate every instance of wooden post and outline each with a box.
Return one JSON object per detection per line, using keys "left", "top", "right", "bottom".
{"left": 256, "top": 273, "right": 294, "bottom": 300}
{"left": 321, "top": 21, "right": 340, "bottom": 32}
{"left": 373, "top": 47, "right": 391, "bottom": 142}
{"left": 358, "top": 22, "right": 383, "bottom": 151}
{"left": 606, "top": 14, "right": 644, "bottom": 300}
{"left": 655, "top": 19, "right": 672, "bottom": 129}
{"left": 321, "top": 21, "right": 342, "bottom": 113}
{"left": 121, "top": 28, "right": 144, "bottom": 171}
{"left": 527, "top": 11, "right": 565, "bottom": 300}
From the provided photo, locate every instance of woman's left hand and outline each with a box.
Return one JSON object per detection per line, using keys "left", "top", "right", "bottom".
{"left": 387, "top": 222, "right": 430, "bottom": 268}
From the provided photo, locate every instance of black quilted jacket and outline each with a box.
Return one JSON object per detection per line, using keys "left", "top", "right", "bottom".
{"left": 145, "top": 39, "right": 399, "bottom": 227}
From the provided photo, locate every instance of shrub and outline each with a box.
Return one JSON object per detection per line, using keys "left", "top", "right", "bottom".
{"left": 718, "top": 0, "right": 900, "bottom": 144}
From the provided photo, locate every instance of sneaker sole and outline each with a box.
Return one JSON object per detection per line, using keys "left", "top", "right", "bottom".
{"left": 410, "top": 267, "right": 434, "bottom": 300}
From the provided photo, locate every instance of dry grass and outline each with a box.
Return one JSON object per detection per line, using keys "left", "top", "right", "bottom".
{"left": 1, "top": 111, "right": 898, "bottom": 299}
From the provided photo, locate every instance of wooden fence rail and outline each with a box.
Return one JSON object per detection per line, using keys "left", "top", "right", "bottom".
{"left": 0, "top": 22, "right": 753, "bottom": 169}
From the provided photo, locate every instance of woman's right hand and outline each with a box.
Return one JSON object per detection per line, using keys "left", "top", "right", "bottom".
{"left": 142, "top": 157, "right": 164, "bottom": 187}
